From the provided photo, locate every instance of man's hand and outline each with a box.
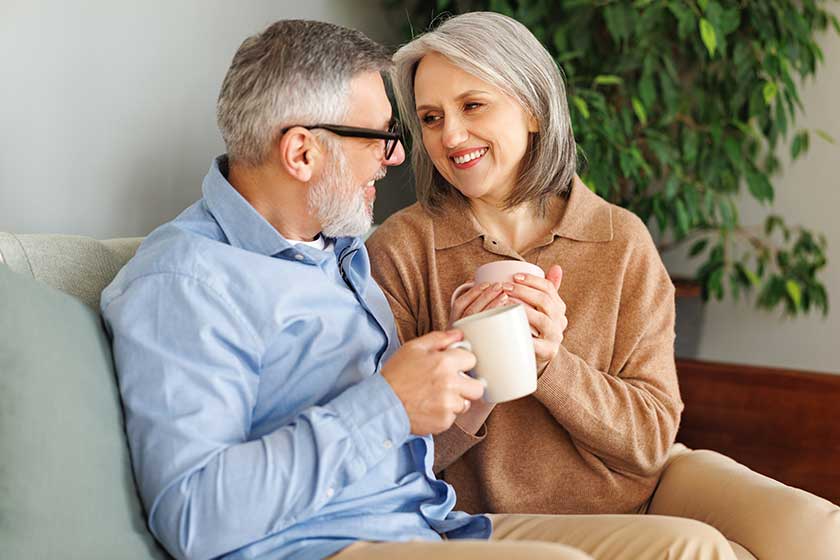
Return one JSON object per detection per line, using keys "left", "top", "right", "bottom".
{"left": 381, "top": 330, "right": 484, "bottom": 435}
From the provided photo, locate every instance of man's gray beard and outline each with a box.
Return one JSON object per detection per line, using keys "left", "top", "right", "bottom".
{"left": 307, "top": 144, "right": 373, "bottom": 238}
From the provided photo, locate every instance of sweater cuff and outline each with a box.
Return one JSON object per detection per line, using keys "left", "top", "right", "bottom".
{"left": 533, "top": 345, "right": 578, "bottom": 413}
{"left": 433, "top": 421, "right": 487, "bottom": 473}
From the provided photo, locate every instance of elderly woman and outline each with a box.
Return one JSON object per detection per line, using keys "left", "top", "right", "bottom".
{"left": 366, "top": 11, "right": 734, "bottom": 560}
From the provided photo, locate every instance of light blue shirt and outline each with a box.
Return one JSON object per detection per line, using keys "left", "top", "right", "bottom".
{"left": 101, "top": 156, "right": 491, "bottom": 560}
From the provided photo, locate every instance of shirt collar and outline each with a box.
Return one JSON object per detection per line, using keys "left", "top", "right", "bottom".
{"left": 201, "top": 155, "right": 294, "bottom": 257}
{"left": 433, "top": 176, "right": 614, "bottom": 250}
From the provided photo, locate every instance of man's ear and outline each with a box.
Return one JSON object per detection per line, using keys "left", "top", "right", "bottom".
{"left": 278, "top": 128, "right": 320, "bottom": 182}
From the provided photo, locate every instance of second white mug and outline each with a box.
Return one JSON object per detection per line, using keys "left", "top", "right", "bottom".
{"left": 451, "top": 303, "right": 537, "bottom": 403}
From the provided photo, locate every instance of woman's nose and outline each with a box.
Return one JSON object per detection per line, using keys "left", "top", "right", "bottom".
{"left": 442, "top": 117, "right": 468, "bottom": 149}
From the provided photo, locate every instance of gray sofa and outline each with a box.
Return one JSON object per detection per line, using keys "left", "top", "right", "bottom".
{"left": 2, "top": 231, "right": 839, "bottom": 560}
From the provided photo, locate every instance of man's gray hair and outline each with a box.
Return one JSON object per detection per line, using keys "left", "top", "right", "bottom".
{"left": 217, "top": 20, "right": 391, "bottom": 166}
{"left": 392, "top": 12, "right": 577, "bottom": 212}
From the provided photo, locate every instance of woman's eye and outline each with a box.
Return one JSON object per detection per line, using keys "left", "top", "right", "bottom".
{"left": 464, "top": 102, "right": 482, "bottom": 111}
{"left": 421, "top": 114, "right": 441, "bottom": 125}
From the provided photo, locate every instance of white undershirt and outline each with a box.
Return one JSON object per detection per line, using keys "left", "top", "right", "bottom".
{"left": 290, "top": 234, "right": 333, "bottom": 253}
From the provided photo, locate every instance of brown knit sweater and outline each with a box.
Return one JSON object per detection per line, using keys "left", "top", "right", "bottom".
{"left": 366, "top": 179, "right": 683, "bottom": 515}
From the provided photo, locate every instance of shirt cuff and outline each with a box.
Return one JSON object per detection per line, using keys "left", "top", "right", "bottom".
{"left": 328, "top": 373, "right": 411, "bottom": 472}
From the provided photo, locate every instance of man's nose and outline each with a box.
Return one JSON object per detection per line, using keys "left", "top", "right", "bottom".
{"left": 385, "top": 140, "right": 406, "bottom": 166}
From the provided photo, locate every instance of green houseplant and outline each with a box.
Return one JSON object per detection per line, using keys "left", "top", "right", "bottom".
{"left": 387, "top": 0, "right": 837, "bottom": 316}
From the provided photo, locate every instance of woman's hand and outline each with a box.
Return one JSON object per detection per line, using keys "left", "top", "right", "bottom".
{"left": 448, "top": 282, "right": 509, "bottom": 326}
{"left": 504, "top": 265, "right": 567, "bottom": 373}
{"left": 456, "top": 385, "right": 496, "bottom": 435}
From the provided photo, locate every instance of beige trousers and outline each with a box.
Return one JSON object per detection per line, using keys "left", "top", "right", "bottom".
{"left": 331, "top": 513, "right": 737, "bottom": 560}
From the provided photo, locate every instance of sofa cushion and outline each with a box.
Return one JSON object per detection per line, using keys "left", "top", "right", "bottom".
{"left": 0, "top": 233, "right": 142, "bottom": 311}
{"left": 0, "top": 264, "right": 169, "bottom": 559}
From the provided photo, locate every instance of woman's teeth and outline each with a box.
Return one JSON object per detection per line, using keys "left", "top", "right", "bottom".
{"left": 452, "top": 148, "right": 488, "bottom": 165}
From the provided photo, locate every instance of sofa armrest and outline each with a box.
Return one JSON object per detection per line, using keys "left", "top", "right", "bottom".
{"left": 648, "top": 448, "right": 840, "bottom": 560}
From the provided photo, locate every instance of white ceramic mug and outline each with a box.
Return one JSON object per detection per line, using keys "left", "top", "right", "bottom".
{"left": 450, "top": 303, "right": 537, "bottom": 403}
{"left": 450, "top": 260, "right": 546, "bottom": 309}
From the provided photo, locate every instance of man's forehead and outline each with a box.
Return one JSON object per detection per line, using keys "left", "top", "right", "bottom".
{"left": 347, "top": 71, "right": 392, "bottom": 127}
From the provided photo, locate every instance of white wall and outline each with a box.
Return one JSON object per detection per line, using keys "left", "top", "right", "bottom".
{"left": 3, "top": 2, "right": 837, "bottom": 373}
{"left": 0, "top": 0, "right": 392, "bottom": 238}
{"left": 664, "top": 7, "right": 840, "bottom": 374}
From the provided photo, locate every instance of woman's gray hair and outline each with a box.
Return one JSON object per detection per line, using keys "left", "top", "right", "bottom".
{"left": 217, "top": 20, "right": 391, "bottom": 167}
{"left": 392, "top": 12, "right": 577, "bottom": 212}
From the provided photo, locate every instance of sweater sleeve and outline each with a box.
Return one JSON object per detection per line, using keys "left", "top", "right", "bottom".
{"left": 367, "top": 221, "right": 487, "bottom": 473}
{"left": 533, "top": 228, "right": 683, "bottom": 477}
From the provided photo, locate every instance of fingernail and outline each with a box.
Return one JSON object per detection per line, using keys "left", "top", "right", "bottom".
{"left": 499, "top": 295, "right": 509, "bottom": 304}
{"left": 514, "top": 274, "right": 525, "bottom": 281}
{"left": 492, "top": 282, "right": 503, "bottom": 291}
{"left": 478, "top": 282, "right": 490, "bottom": 290}
{"left": 502, "top": 283, "right": 514, "bottom": 291}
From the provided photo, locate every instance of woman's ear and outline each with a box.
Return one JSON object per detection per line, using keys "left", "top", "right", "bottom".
{"left": 527, "top": 112, "right": 540, "bottom": 133}
{"left": 278, "top": 128, "right": 320, "bottom": 183}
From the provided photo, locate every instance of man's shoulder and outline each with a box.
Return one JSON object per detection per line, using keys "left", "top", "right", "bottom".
{"left": 102, "top": 203, "right": 230, "bottom": 305}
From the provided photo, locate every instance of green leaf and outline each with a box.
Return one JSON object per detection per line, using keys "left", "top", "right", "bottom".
{"left": 719, "top": 7, "right": 741, "bottom": 35}
{"left": 572, "top": 96, "right": 590, "bottom": 120}
{"left": 604, "top": 4, "right": 632, "bottom": 44}
{"left": 723, "top": 136, "right": 742, "bottom": 169}
{"left": 746, "top": 168, "right": 774, "bottom": 203}
{"left": 594, "top": 75, "right": 623, "bottom": 86}
{"left": 664, "top": 175, "right": 679, "bottom": 200}
{"left": 786, "top": 280, "right": 802, "bottom": 309}
{"left": 675, "top": 199, "right": 691, "bottom": 235}
{"left": 698, "top": 0, "right": 709, "bottom": 12}
{"left": 689, "top": 239, "right": 709, "bottom": 257}
{"left": 738, "top": 263, "right": 761, "bottom": 287}
{"left": 552, "top": 28, "right": 567, "bottom": 52}
{"left": 816, "top": 129, "right": 836, "bottom": 144}
{"left": 791, "top": 131, "right": 809, "bottom": 160}
{"left": 639, "top": 75, "right": 656, "bottom": 109}
{"left": 763, "top": 82, "right": 778, "bottom": 105}
{"left": 699, "top": 18, "right": 717, "bottom": 57}
{"left": 682, "top": 129, "right": 699, "bottom": 165}
{"left": 668, "top": 2, "right": 696, "bottom": 40}
{"left": 632, "top": 97, "right": 648, "bottom": 126}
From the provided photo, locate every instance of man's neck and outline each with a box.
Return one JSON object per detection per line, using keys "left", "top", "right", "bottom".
{"left": 227, "top": 161, "right": 321, "bottom": 242}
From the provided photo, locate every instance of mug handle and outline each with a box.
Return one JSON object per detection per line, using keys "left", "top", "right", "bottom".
{"left": 450, "top": 281, "right": 475, "bottom": 309}
{"left": 446, "top": 340, "right": 488, "bottom": 388}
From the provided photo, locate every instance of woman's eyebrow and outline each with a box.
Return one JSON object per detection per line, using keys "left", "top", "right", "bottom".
{"left": 416, "top": 89, "right": 492, "bottom": 112}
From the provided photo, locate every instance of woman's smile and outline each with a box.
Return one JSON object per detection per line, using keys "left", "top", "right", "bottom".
{"left": 450, "top": 147, "right": 489, "bottom": 169}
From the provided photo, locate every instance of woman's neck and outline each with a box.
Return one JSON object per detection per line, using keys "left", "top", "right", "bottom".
{"left": 469, "top": 196, "right": 564, "bottom": 255}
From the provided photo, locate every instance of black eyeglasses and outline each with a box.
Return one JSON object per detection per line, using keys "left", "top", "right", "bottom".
{"left": 281, "top": 118, "right": 402, "bottom": 160}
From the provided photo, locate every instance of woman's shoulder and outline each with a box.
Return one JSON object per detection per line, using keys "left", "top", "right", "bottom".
{"left": 565, "top": 179, "right": 654, "bottom": 250}
{"left": 367, "top": 202, "right": 435, "bottom": 251}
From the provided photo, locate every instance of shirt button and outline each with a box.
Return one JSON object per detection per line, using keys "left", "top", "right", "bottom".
{"left": 383, "top": 439, "right": 393, "bottom": 449}
{"left": 326, "top": 487, "right": 335, "bottom": 498}
{"left": 294, "top": 254, "right": 304, "bottom": 260}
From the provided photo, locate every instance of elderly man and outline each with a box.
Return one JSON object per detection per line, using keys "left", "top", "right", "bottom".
{"left": 101, "top": 19, "right": 728, "bottom": 560}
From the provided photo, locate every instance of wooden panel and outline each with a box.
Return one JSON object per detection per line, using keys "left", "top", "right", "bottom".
{"left": 675, "top": 358, "right": 840, "bottom": 505}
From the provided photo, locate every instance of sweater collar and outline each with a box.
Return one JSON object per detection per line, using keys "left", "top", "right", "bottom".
{"left": 433, "top": 176, "right": 614, "bottom": 250}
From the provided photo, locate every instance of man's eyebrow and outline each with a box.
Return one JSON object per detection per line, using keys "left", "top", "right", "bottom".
{"left": 416, "top": 90, "right": 491, "bottom": 112}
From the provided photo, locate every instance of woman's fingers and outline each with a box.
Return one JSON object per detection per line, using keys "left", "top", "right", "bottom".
{"left": 532, "top": 337, "right": 560, "bottom": 364}
{"left": 452, "top": 282, "right": 505, "bottom": 322}
{"left": 505, "top": 278, "right": 566, "bottom": 317}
